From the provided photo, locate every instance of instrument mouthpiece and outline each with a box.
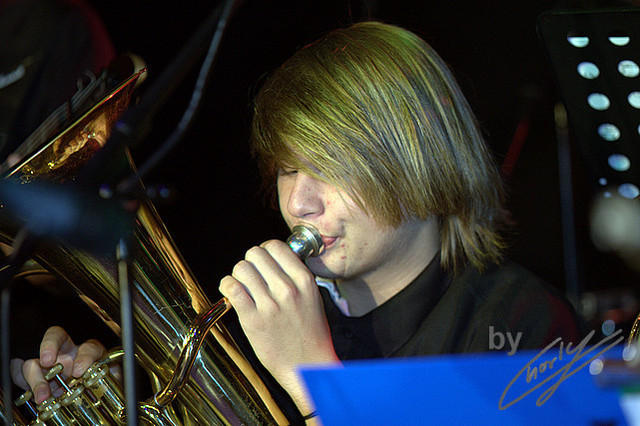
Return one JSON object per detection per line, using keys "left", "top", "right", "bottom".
{"left": 287, "top": 225, "right": 323, "bottom": 259}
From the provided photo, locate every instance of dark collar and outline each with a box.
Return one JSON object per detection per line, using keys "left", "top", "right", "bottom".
{"left": 321, "top": 253, "right": 450, "bottom": 359}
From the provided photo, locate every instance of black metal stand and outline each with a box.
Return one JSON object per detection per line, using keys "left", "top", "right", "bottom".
{"left": 0, "top": 1, "right": 239, "bottom": 424}
{"left": 0, "top": 230, "right": 37, "bottom": 426}
{"left": 1, "top": 283, "right": 14, "bottom": 426}
{"left": 538, "top": 8, "right": 640, "bottom": 193}
{"left": 554, "top": 103, "right": 581, "bottom": 309}
{"left": 538, "top": 8, "right": 640, "bottom": 305}
{"left": 116, "top": 238, "right": 138, "bottom": 426}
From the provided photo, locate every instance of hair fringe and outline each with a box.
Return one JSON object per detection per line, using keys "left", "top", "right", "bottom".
{"left": 441, "top": 215, "right": 506, "bottom": 274}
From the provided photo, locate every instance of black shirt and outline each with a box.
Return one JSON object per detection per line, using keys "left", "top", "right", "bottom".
{"left": 240, "top": 255, "right": 581, "bottom": 424}
{"left": 320, "top": 255, "right": 581, "bottom": 360}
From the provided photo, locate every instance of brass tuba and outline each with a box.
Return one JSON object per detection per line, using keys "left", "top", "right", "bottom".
{"left": 0, "top": 66, "right": 322, "bottom": 424}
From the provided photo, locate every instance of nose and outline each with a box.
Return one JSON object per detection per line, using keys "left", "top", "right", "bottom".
{"left": 285, "top": 172, "right": 324, "bottom": 219}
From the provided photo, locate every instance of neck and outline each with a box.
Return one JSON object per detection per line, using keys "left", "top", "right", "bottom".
{"left": 337, "top": 217, "right": 440, "bottom": 316}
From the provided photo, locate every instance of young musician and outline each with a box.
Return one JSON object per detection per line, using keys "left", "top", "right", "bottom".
{"left": 12, "top": 21, "right": 580, "bottom": 423}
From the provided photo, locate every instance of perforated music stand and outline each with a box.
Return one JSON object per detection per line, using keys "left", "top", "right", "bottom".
{"left": 536, "top": 8, "right": 640, "bottom": 311}
{"left": 538, "top": 8, "right": 640, "bottom": 198}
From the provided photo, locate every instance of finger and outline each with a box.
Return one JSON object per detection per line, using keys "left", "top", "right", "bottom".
{"left": 249, "top": 243, "right": 289, "bottom": 276}
{"left": 246, "top": 244, "right": 300, "bottom": 302}
{"left": 260, "top": 239, "right": 307, "bottom": 274}
{"left": 72, "top": 339, "right": 106, "bottom": 377}
{"left": 49, "top": 380, "right": 63, "bottom": 398}
{"left": 22, "top": 358, "right": 50, "bottom": 404}
{"left": 109, "top": 364, "right": 123, "bottom": 383}
{"left": 220, "top": 275, "right": 256, "bottom": 313}
{"left": 260, "top": 240, "right": 315, "bottom": 291}
{"left": 232, "top": 255, "right": 274, "bottom": 304}
{"left": 40, "top": 326, "right": 77, "bottom": 369}
{"left": 10, "top": 359, "right": 28, "bottom": 390}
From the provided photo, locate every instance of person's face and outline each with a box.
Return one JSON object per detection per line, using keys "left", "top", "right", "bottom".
{"left": 277, "top": 167, "right": 421, "bottom": 283}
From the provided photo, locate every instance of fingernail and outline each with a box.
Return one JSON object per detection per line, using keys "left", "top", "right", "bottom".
{"left": 41, "top": 352, "right": 53, "bottom": 365}
{"left": 35, "top": 385, "right": 48, "bottom": 404}
{"left": 72, "top": 364, "right": 83, "bottom": 377}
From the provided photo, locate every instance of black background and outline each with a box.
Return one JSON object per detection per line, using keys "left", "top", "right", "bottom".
{"left": 9, "top": 0, "right": 640, "bottom": 356}
{"left": 90, "top": 0, "right": 637, "bottom": 298}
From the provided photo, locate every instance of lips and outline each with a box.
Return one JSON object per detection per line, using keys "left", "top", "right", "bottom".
{"left": 321, "top": 236, "right": 337, "bottom": 249}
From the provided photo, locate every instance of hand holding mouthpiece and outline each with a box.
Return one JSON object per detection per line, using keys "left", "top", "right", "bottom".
{"left": 7, "top": 225, "right": 327, "bottom": 426}
{"left": 286, "top": 225, "right": 323, "bottom": 259}
{"left": 154, "top": 224, "right": 325, "bottom": 411}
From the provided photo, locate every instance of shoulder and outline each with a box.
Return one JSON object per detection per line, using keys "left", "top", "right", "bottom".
{"left": 397, "top": 260, "right": 582, "bottom": 356}
{"left": 456, "top": 260, "right": 559, "bottom": 308}
{"left": 449, "top": 260, "right": 582, "bottom": 350}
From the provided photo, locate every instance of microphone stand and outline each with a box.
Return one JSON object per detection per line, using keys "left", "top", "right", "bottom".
{"left": 116, "top": 238, "right": 138, "bottom": 426}
{"left": 80, "top": 1, "right": 238, "bottom": 424}
{"left": 0, "top": 0, "right": 238, "bottom": 422}
{"left": 80, "top": 0, "right": 237, "bottom": 188}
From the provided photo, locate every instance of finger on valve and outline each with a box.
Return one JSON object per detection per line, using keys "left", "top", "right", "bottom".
{"left": 39, "top": 326, "right": 106, "bottom": 377}
{"left": 71, "top": 339, "right": 107, "bottom": 377}
{"left": 39, "top": 326, "right": 78, "bottom": 372}
{"left": 20, "top": 357, "right": 51, "bottom": 404}
{"left": 12, "top": 326, "right": 108, "bottom": 404}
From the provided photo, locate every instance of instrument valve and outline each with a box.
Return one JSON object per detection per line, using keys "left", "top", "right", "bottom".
{"left": 82, "top": 362, "right": 108, "bottom": 389}
{"left": 14, "top": 389, "right": 38, "bottom": 419}
{"left": 36, "top": 396, "right": 71, "bottom": 423}
{"left": 44, "top": 363, "right": 72, "bottom": 394}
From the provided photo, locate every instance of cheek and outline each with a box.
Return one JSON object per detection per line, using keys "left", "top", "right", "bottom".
{"left": 277, "top": 193, "right": 286, "bottom": 215}
{"left": 277, "top": 200, "right": 294, "bottom": 228}
{"left": 276, "top": 181, "right": 288, "bottom": 213}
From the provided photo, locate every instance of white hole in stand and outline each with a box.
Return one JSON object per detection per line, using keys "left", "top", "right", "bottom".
{"left": 598, "top": 123, "right": 620, "bottom": 141}
{"left": 578, "top": 62, "right": 600, "bottom": 79}
{"left": 628, "top": 92, "right": 640, "bottom": 109}
{"left": 619, "top": 183, "right": 640, "bottom": 199}
{"left": 609, "top": 36, "right": 630, "bottom": 46}
{"left": 588, "top": 93, "right": 610, "bottom": 111}
{"left": 619, "top": 60, "right": 640, "bottom": 78}
{"left": 609, "top": 154, "right": 631, "bottom": 172}
{"left": 568, "top": 36, "right": 590, "bottom": 47}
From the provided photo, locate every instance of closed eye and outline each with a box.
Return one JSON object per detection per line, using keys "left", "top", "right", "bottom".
{"left": 278, "top": 167, "right": 298, "bottom": 177}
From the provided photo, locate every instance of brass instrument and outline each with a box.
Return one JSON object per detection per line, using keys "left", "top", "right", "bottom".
{"left": 1, "top": 68, "right": 324, "bottom": 424}
{"left": 628, "top": 314, "right": 640, "bottom": 349}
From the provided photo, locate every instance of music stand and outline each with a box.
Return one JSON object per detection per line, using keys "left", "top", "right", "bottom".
{"left": 299, "top": 349, "right": 629, "bottom": 425}
{"left": 538, "top": 8, "right": 640, "bottom": 198}
{"left": 537, "top": 8, "right": 640, "bottom": 312}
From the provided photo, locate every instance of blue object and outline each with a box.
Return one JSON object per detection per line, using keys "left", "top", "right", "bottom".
{"left": 300, "top": 343, "right": 630, "bottom": 425}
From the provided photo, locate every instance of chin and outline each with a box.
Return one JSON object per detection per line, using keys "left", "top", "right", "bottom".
{"left": 305, "top": 257, "right": 342, "bottom": 280}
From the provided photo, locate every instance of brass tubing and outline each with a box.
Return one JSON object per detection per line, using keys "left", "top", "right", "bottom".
{"left": 60, "top": 386, "right": 110, "bottom": 425}
{"left": 153, "top": 297, "right": 231, "bottom": 408}
{"left": 83, "top": 362, "right": 127, "bottom": 423}
{"left": 152, "top": 224, "right": 321, "bottom": 410}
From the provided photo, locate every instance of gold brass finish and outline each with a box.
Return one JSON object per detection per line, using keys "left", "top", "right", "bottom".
{"left": 4, "top": 50, "right": 327, "bottom": 421}
{"left": 628, "top": 313, "right": 640, "bottom": 348}
{"left": 1, "top": 70, "right": 290, "bottom": 424}
{"left": 37, "top": 396, "right": 74, "bottom": 425}
{"left": 2, "top": 389, "right": 29, "bottom": 425}
{"left": 2, "top": 69, "right": 146, "bottom": 182}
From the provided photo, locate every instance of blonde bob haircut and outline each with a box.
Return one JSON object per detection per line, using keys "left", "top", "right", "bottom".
{"left": 251, "top": 21, "right": 506, "bottom": 273}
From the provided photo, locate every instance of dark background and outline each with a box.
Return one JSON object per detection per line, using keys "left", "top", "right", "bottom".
{"left": 7, "top": 0, "right": 640, "bottom": 356}
{"left": 92, "top": 0, "right": 637, "bottom": 313}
